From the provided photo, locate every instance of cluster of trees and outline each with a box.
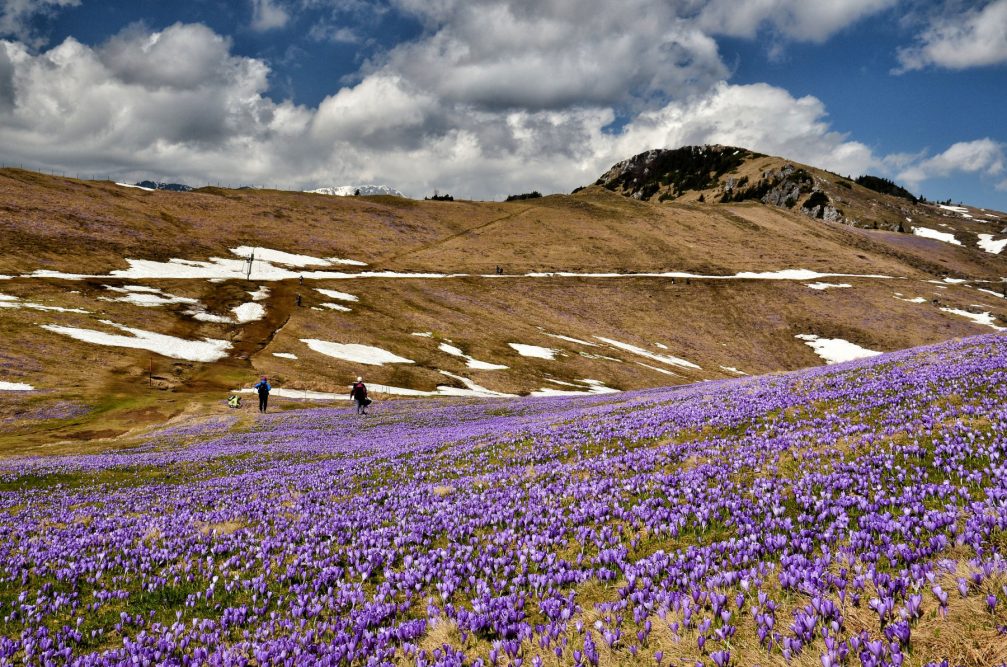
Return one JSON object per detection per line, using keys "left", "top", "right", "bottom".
{"left": 854, "top": 175, "right": 918, "bottom": 203}
{"left": 425, "top": 191, "right": 454, "bottom": 201}
{"left": 505, "top": 191, "right": 542, "bottom": 201}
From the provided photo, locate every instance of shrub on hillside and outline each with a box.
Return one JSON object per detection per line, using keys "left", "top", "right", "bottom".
{"left": 855, "top": 175, "right": 918, "bottom": 203}
{"left": 505, "top": 191, "right": 542, "bottom": 201}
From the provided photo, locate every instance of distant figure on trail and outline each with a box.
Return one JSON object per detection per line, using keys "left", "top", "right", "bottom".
{"left": 254, "top": 375, "right": 271, "bottom": 413}
{"left": 227, "top": 394, "right": 241, "bottom": 409}
{"left": 350, "top": 377, "right": 370, "bottom": 414}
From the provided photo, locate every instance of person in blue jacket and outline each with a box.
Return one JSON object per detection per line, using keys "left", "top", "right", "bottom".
{"left": 253, "top": 375, "right": 271, "bottom": 413}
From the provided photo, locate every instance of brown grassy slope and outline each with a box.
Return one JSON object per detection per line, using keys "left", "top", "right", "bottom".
{"left": 3, "top": 167, "right": 1001, "bottom": 280}
{"left": 2, "top": 166, "right": 1007, "bottom": 450}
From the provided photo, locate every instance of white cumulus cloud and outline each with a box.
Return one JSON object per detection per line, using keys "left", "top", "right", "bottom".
{"left": 0, "top": 0, "right": 80, "bottom": 48}
{"left": 694, "top": 0, "right": 897, "bottom": 42}
{"left": 251, "top": 0, "right": 290, "bottom": 31}
{"left": 897, "top": 139, "right": 1006, "bottom": 186}
{"left": 896, "top": 0, "right": 1007, "bottom": 71}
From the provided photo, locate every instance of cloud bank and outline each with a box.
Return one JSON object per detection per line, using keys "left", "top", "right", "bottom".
{"left": 0, "top": 0, "right": 999, "bottom": 202}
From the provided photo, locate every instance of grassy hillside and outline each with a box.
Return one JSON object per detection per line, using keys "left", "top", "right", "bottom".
{"left": 1, "top": 332, "right": 1006, "bottom": 664}
{"left": 1, "top": 159, "right": 1006, "bottom": 447}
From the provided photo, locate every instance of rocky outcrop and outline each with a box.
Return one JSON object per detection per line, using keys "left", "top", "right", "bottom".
{"left": 595, "top": 145, "right": 759, "bottom": 201}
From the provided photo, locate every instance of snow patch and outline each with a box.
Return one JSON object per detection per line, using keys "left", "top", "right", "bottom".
{"left": 939, "top": 204, "right": 970, "bottom": 214}
{"left": 546, "top": 333, "right": 597, "bottom": 346}
{"left": 977, "top": 234, "right": 1007, "bottom": 255}
{"left": 530, "top": 378, "right": 618, "bottom": 397}
{"left": 232, "top": 302, "right": 265, "bottom": 323}
{"left": 806, "top": 282, "right": 851, "bottom": 290}
{"left": 595, "top": 336, "right": 700, "bottom": 369}
{"left": 795, "top": 334, "right": 881, "bottom": 364}
{"left": 438, "top": 342, "right": 508, "bottom": 370}
{"left": 912, "top": 227, "right": 961, "bottom": 245}
{"left": 0, "top": 293, "right": 89, "bottom": 313}
{"left": 115, "top": 182, "right": 154, "bottom": 191}
{"left": 0, "top": 381, "right": 34, "bottom": 391}
{"left": 508, "top": 343, "right": 557, "bottom": 360}
{"left": 231, "top": 246, "right": 333, "bottom": 268}
{"left": 720, "top": 366, "right": 747, "bottom": 375}
{"left": 635, "top": 362, "right": 679, "bottom": 376}
{"left": 940, "top": 308, "right": 1005, "bottom": 330}
{"left": 248, "top": 286, "right": 271, "bottom": 301}
{"left": 411, "top": 331, "right": 434, "bottom": 337}
{"left": 41, "top": 321, "right": 231, "bottom": 362}
{"left": 302, "top": 339, "right": 415, "bottom": 365}
{"left": 272, "top": 352, "right": 298, "bottom": 360}
{"left": 315, "top": 288, "right": 359, "bottom": 302}
{"left": 101, "top": 285, "right": 197, "bottom": 307}
{"left": 320, "top": 303, "right": 352, "bottom": 312}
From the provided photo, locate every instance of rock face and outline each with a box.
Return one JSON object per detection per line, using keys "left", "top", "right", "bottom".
{"left": 594, "top": 146, "right": 759, "bottom": 202}
{"left": 307, "top": 185, "right": 405, "bottom": 197}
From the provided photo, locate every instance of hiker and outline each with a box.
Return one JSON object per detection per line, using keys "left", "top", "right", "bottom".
{"left": 227, "top": 394, "right": 241, "bottom": 409}
{"left": 350, "top": 376, "right": 369, "bottom": 414}
{"left": 254, "top": 375, "right": 271, "bottom": 413}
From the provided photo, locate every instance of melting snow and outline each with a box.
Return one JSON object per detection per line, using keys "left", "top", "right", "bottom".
{"left": 508, "top": 343, "right": 557, "bottom": 360}
{"left": 188, "top": 310, "right": 233, "bottom": 324}
{"left": 272, "top": 352, "right": 298, "bottom": 360}
{"left": 320, "top": 303, "right": 352, "bottom": 312}
{"left": 530, "top": 379, "right": 618, "bottom": 397}
{"left": 302, "top": 339, "right": 415, "bottom": 365}
{"left": 976, "top": 288, "right": 1006, "bottom": 299}
{"left": 22, "top": 262, "right": 896, "bottom": 282}
{"left": 635, "top": 362, "right": 679, "bottom": 376}
{"left": 41, "top": 320, "right": 232, "bottom": 362}
{"left": 546, "top": 333, "right": 597, "bottom": 346}
{"left": 795, "top": 334, "right": 881, "bottom": 364}
{"left": 939, "top": 308, "right": 1005, "bottom": 330}
{"left": 0, "top": 381, "right": 34, "bottom": 391}
{"left": 806, "top": 282, "right": 851, "bottom": 290}
{"left": 411, "top": 331, "right": 434, "bottom": 337}
{"left": 977, "top": 234, "right": 1007, "bottom": 255}
{"left": 0, "top": 293, "right": 89, "bottom": 313}
{"left": 316, "top": 288, "right": 358, "bottom": 302}
{"left": 595, "top": 336, "right": 700, "bottom": 369}
{"left": 248, "top": 286, "right": 271, "bottom": 301}
{"left": 231, "top": 246, "right": 335, "bottom": 268}
{"left": 912, "top": 227, "right": 961, "bottom": 245}
{"left": 720, "top": 366, "right": 747, "bottom": 375}
{"left": 115, "top": 182, "right": 154, "bottom": 191}
{"left": 894, "top": 294, "right": 928, "bottom": 303}
{"left": 101, "top": 285, "right": 197, "bottom": 307}
{"left": 437, "top": 371, "right": 516, "bottom": 397}
{"left": 438, "top": 342, "right": 508, "bottom": 370}
{"left": 232, "top": 302, "right": 266, "bottom": 323}
{"left": 939, "top": 204, "right": 970, "bottom": 214}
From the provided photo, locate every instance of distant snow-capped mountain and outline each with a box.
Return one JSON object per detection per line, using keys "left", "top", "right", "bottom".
{"left": 307, "top": 185, "right": 405, "bottom": 197}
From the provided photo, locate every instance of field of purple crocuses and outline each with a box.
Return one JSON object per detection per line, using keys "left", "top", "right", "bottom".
{"left": 2, "top": 334, "right": 1007, "bottom": 665}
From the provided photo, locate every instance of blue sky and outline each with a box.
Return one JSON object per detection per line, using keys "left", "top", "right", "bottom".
{"left": 0, "top": 0, "right": 1005, "bottom": 208}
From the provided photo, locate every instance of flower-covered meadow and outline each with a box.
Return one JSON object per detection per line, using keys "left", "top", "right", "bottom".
{"left": 2, "top": 334, "right": 1007, "bottom": 665}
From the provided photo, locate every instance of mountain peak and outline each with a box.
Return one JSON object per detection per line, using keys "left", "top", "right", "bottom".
{"left": 307, "top": 184, "right": 405, "bottom": 197}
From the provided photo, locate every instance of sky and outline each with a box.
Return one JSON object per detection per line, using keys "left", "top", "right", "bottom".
{"left": 0, "top": 0, "right": 1005, "bottom": 208}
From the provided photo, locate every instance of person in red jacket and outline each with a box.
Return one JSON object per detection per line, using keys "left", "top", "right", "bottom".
{"left": 349, "top": 377, "right": 369, "bottom": 414}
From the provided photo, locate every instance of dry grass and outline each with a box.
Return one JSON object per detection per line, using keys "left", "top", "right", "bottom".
{"left": 1, "top": 168, "right": 1006, "bottom": 456}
